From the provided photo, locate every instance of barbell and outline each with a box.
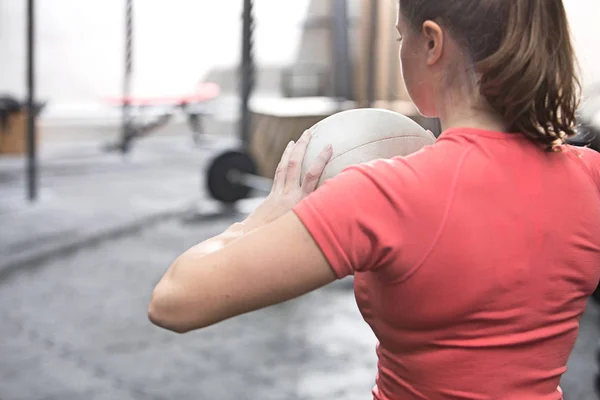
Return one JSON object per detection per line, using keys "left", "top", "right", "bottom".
{"left": 206, "top": 127, "right": 599, "bottom": 204}
{"left": 206, "top": 150, "right": 273, "bottom": 204}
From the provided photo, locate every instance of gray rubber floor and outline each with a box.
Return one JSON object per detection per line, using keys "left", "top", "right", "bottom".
{"left": 0, "top": 218, "right": 377, "bottom": 400}
{"left": 0, "top": 135, "right": 598, "bottom": 400}
{"left": 0, "top": 217, "right": 598, "bottom": 400}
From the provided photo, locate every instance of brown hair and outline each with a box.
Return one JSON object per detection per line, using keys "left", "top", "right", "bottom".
{"left": 399, "top": 0, "right": 581, "bottom": 151}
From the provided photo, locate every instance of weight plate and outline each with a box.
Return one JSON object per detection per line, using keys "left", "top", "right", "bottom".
{"left": 206, "top": 150, "right": 257, "bottom": 203}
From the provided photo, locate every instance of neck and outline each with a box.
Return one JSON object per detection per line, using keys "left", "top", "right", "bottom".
{"left": 435, "top": 77, "right": 508, "bottom": 133}
{"left": 439, "top": 106, "right": 508, "bottom": 133}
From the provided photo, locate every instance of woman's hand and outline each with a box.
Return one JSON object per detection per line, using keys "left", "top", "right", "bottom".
{"left": 242, "top": 129, "right": 332, "bottom": 231}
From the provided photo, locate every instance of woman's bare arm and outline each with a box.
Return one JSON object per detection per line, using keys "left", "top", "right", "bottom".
{"left": 149, "top": 130, "right": 336, "bottom": 333}
{"left": 148, "top": 211, "right": 335, "bottom": 333}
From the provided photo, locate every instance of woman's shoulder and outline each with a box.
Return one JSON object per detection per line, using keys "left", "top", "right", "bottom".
{"left": 352, "top": 139, "right": 470, "bottom": 184}
{"left": 574, "top": 146, "right": 600, "bottom": 191}
{"left": 579, "top": 145, "right": 600, "bottom": 164}
{"left": 334, "top": 141, "right": 470, "bottom": 210}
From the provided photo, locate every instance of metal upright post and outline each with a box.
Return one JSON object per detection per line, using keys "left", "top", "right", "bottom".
{"left": 121, "top": 0, "right": 134, "bottom": 153}
{"left": 331, "top": 0, "right": 353, "bottom": 101}
{"left": 26, "top": 0, "right": 37, "bottom": 202}
{"left": 239, "top": 0, "right": 255, "bottom": 150}
{"left": 367, "top": 0, "right": 378, "bottom": 107}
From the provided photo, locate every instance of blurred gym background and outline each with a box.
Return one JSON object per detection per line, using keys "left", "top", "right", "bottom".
{"left": 0, "top": 1, "right": 599, "bottom": 399}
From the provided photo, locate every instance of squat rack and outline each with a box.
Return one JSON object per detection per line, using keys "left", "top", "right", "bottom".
{"left": 25, "top": 0, "right": 36, "bottom": 202}
{"left": 237, "top": 0, "right": 362, "bottom": 152}
{"left": 21, "top": 0, "right": 367, "bottom": 202}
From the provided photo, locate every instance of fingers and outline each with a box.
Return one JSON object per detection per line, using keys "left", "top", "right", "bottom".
{"left": 302, "top": 144, "right": 333, "bottom": 194}
{"left": 285, "top": 130, "right": 312, "bottom": 192}
{"left": 272, "top": 140, "right": 295, "bottom": 193}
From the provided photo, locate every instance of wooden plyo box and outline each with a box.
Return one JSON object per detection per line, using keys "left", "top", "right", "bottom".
{"left": 0, "top": 111, "right": 39, "bottom": 155}
{"left": 249, "top": 97, "right": 355, "bottom": 179}
{"left": 247, "top": 97, "right": 440, "bottom": 180}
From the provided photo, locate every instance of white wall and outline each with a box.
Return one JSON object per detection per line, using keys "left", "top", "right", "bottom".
{"left": 564, "top": 0, "right": 600, "bottom": 91}
{"left": 1, "top": 0, "right": 599, "bottom": 120}
{"left": 0, "top": 0, "right": 310, "bottom": 119}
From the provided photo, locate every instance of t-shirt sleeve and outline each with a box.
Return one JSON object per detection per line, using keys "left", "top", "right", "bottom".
{"left": 585, "top": 147, "right": 600, "bottom": 189}
{"left": 578, "top": 147, "right": 600, "bottom": 192}
{"left": 293, "top": 165, "right": 381, "bottom": 278}
{"left": 292, "top": 152, "right": 447, "bottom": 280}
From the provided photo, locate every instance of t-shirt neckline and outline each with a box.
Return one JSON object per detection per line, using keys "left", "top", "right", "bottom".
{"left": 440, "top": 127, "right": 523, "bottom": 140}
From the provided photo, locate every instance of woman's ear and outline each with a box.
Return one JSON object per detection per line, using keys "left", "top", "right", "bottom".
{"left": 422, "top": 20, "right": 444, "bottom": 66}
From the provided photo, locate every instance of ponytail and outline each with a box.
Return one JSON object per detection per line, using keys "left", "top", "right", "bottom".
{"left": 399, "top": 0, "right": 581, "bottom": 151}
{"left": 477, "top": 0, "right": 581, "bottom": 151}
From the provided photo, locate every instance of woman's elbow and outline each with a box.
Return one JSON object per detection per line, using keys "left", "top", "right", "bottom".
{"left": 147, "top": 283, "right": 191, "bottom": 334}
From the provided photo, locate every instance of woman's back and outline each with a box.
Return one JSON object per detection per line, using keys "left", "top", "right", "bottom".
{"left": 149, "top": 1, "right": 600, "bottom": 399}
{"left": 345, "top": 128, "right": 600, "bottom": 399}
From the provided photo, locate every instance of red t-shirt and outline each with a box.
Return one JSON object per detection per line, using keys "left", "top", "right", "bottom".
{"left": 293, "top": 127, "right": 600, "bottom": 400}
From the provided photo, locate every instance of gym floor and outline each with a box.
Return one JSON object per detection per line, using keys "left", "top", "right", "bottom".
{"left": 0, "top": 135, "right": 598, "bottom": 400}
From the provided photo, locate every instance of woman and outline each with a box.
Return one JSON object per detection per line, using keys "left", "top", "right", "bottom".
{"left": 149, "top": 0, "right": 600, "bottom": 398}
